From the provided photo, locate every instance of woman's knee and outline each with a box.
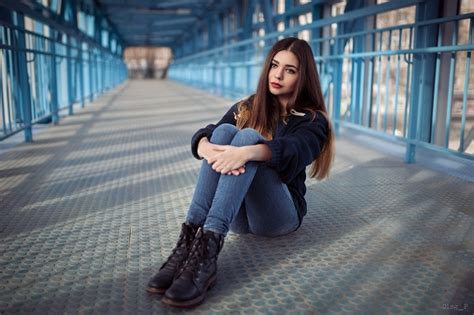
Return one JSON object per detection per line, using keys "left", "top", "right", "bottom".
{"left": 230, "top": 128, "right": 264, "bottom": 146}
{"left": 210, "top": 123, "right": 239, "bottom": 145}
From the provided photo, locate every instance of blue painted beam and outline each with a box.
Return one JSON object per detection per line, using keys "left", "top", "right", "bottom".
{"left": 242, "top": 0, "right": 256, "bottom": 40}
{"left": 284, "top": 0, "right": 292, "bottom": 31}
{"left": 406, "top": 0, "right": 443, "bottom": 163}
{"left": 89, "top": 49, "right": 94, "bottom": 102}
{"left": 175, "top": 0, "right": 424, "bottom": 61}
{"left": 50, "top": 30, "right": 59, "bottom": 124}
{"left": 0, "top": 0, "right": 123, "bottom": 56}
{"left": 259, "top": 0, "right": 275, "bottom": 34}
{"left": 152, "top": 17, "right": 197, "bottom": 27}
{"left": 347, "top": 0, "right": 368, "bottom": 126}
{"left": 14, "top": 13, "right": 33, "bottom": 142}
{"left": 66, "top": 35, "right": 74, "bottom": 115}
{"left": 311, "top": 3, "right": 324, "bottom": 57}
{"left": 78, "top": 45, "right": 85, "bottom": 108}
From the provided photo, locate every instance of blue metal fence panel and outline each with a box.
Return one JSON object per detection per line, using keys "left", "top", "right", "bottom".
{"left": 0, "top": 18, "right": 127, "bottom": 142}
{"left": 169, "top": 0, "right": 474, "bottom": 163}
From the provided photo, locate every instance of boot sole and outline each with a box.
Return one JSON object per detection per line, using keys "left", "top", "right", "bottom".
{"left": 146, "top": 286, "right": 166, "bottom": 294}
{"left": 161, "top": 275, "right": 217, "bottom": 308}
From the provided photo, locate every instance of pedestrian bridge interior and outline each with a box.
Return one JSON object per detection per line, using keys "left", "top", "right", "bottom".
{"left": 0, "top": 0, "right": 473, "bottom": 313}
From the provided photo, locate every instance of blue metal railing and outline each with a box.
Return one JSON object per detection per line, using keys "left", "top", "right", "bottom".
{"left": 0, "top": 20, "right": 127, "bottom": 142}
{"left": 169, "top": 0, "right": 473, "bottom": 163}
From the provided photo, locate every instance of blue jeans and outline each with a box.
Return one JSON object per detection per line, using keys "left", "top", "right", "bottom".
{"left": 186, "top": 123, "right": 300, "bottom": 237}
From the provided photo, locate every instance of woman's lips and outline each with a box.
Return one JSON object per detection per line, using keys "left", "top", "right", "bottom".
{"left": 271, "top": 82, "right": 282, "bottom": 89}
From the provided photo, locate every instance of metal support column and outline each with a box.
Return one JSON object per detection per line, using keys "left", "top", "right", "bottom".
{"left": 332, "top": 35, "right": 342, "bottom": 135}
{"left": 66, "top": 35, "right": 74, "bottom": 115}
{"left": 348, "top": 0, "right": 369, "bottom": 125}
{"left": 14, "top": 13, "right": 33, "bottom": 142}
{"left": 242, "top": 0, "right": 256, "bottom": 40}
{"left": 432, "top": 1, "right": 459, "bottom": 147}
{"left": 78, "top": 44, "right": 85, "bottom": 108}
{"left": 50, "top": 30, "right": 59, "bottom": 124}
{"left": 311, "top": 3, "right": 323, "bottom": 57}
{"left": 405, "top": 0, "right": 443, "bottom": 163}
{"left": 284, "top": 0, "right": 292, "bottom": 31}
{"left": 93, "top": 50, "right": 99, "bottom": 96}
{"left": 260, "top": 0, "right": 275, "bottom": 33}
{"left": 89, "top": 49, "right": 94, "bottom": 102}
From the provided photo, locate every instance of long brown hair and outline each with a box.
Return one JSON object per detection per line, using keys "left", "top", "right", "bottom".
{"left": 236, "top": 37, "right": 335, "bottom": 180}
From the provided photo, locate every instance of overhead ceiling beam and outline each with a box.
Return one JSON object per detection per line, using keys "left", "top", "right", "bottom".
{"left": 127, "top": 40, "right": 175, "bottom": 45}
{"left": 129, "top": 35, "right": 174, "bottom": 39}
{"left": 152, "top": 17, "right": 198, "bottom": 26}
{"left": 148, "top": 30, "right": 185, "bottom": 36}
{"left": 105, "top": 6, "right": 192, "bottom": 15}
{"left": 149, "top": 0, "right": 204, "bottom": 8}
{"left": 93, "top": 0, "right": 212, "bottom": 47}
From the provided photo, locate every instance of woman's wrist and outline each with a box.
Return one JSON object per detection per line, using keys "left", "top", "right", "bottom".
{"left": 197, "top": 137, "right": 209, "bottom": 158}
{"left": 244, "top": 144, "right": 271, "bottom": 162}
{"left": 242, "top": 146, "right": 254, "bottom": 162}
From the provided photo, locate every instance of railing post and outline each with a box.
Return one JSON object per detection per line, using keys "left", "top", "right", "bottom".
{"left": 406, "top": 0, "right": 443, "bottom": 163}
{"left": 14, "top": 13, "right": 33, "bottom": 142}
{"left": 332, "top": 37, "right": 342, "bottom": 136}
{"left": 103, "top": 53, "right": 106, "bottom": 91}
{"left": 311, "top": 4, "right": 323, "bottom": 60}
{"left": 66, "top": 35, "right": 74, "bottom": 115}
{"left": 432, "top": 1, "right": 459, "bottom": 148}
{"left": 94, "top": 50, "right": 99, "bottom": 97}
{"left": 50, "top": 30, "right": 59, "bottom": 124}
{"left": 89, "top": 49, "right": 94, "bottom": 102}
{"left": 350, "top": 4, "right": 369, "bottom": 125}
{"left": 78, "top": 43, "right": 85, "bottom": 108}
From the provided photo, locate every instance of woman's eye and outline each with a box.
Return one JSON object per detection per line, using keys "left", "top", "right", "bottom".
{"left": 286, "top": 69, "right": 296, "bottom": 74}
{"left": 271, "top": 63, "right": 277, "bottom": 68}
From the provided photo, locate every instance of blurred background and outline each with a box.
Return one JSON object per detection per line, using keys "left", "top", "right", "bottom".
{"left": 0, "top": 0, "right": 473, "bottom": 159}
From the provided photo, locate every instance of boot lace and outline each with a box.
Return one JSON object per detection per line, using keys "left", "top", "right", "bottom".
{"left": 161, "top": 229, "right": 192, "bottom": 269}
{"left": 175, "top": 232, "right": 208, "bottom": 279}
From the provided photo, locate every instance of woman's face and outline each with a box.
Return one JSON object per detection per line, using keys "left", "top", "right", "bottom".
{"left": 268, "top": 50, "right": 299, "bottom": 105}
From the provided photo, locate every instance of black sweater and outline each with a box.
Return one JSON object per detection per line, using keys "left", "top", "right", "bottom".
{"left": 191, "top": 101, "right": 329, "bottom": 227}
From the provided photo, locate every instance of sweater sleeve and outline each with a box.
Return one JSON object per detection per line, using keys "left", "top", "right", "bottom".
{"left": 257, "top": 113, "right": 328, "bottom": 183}
{"left": 191, "top": 103, "right": 239, "bottom": 160}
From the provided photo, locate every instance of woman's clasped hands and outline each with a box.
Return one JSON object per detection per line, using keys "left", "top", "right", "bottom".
{"left": 197, "top": 138, "right": 248, "bottom": 176}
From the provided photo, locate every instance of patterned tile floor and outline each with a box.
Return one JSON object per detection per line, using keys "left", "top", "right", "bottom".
{"left": 0, "top": 80, "right": 473, "bottom": 314}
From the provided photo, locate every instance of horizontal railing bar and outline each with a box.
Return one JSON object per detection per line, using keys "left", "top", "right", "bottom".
{"left": 174, "top": 32, "right": 474, "bottom": 66}
{"left": 170, "top": 1, "right": 474, "bottom": 163}
{"left": 317, "top": 44, "right": 474, "bottom": 60}
{"left": 341, "top": 121, "right": 474, "bottom": 161}
{"left": 0, "top": 44, "right": 119, "bottom": 61}
{"left": 167, "top": 42, "right": 474, "bottom": 68}
{"left": 173, "top": 0, "right": 424, "bottom": 63}
{"left": 0, "top": 0, "right": 123, "bottom": 57}
{"left": 0, "top": 21, "right": 120, "bottom": 57}
{"left": 309, "top": 14, "right": 473, "bottom": 46}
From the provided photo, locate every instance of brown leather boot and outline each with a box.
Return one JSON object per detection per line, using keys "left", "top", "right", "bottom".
{"left": 146, "top": 222, "right": 200, "bottom": 294}
{"left": 161, "top": 228, "right": 225, "bottom": 307}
